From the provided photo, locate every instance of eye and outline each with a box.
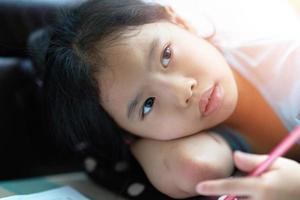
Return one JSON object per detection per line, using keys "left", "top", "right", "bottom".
{"left": 142, "top": 97, "right": 155, "bottom": 118}
{"left": 161, "top": 45, "right": 172, "bottom": 67}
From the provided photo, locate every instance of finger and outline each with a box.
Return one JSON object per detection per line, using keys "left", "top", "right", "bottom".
{"left": 196, "top": 177, "right": 259, "bottom": 197}
{"left": 238, "top": 197, "right": 251, "bottom": 200}
{"left": 234, "top": 151, "right": 268, "bottom": 172}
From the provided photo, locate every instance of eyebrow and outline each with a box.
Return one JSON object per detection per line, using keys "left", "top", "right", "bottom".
{"left": 148, "top": 37, "right": 160, "bottom": 67}
{"left": 126, "top": 37, "right": 160, "bottom": 120}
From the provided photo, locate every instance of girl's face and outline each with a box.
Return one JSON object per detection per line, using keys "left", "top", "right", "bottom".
{"left": 98, "top": 22, "right": 238, "bottom": 140}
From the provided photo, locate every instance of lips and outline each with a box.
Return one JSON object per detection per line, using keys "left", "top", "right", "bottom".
{"left": 199, "top": 83, "right": 223, "bottom": 117}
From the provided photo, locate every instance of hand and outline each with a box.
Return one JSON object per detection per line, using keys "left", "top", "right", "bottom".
{"left": 195, "top": 151, "right": 300, "bottom": 200}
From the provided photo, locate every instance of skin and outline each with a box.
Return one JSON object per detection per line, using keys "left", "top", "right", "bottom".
{"left": 196, "top": 151, "right": 300, "bottom": 200}
{"left": 98, "top": 20, "right": 238, "bottom": 197}
{"left": 97, "top": 10, "right": 300, "bottom": 199}
{"left": 99, "top": 22, "right": 238, "bottom": 140}
{"left": 131, "top": 132, "right": 234, "bottom": 198}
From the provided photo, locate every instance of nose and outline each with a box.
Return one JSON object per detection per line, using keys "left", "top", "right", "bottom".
{"left": 156, "top": 74, "right": 197, "bottom": 107}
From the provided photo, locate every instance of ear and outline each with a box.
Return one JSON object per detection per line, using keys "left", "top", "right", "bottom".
{"left": 164, "top": 6, "right": 198, "bottom": 34}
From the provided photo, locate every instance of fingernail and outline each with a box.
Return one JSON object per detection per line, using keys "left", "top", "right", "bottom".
{"left": 234, "top": 150, "right": 243, "bottom": 155}
{"left": 235, "top": 151, "right": 247, "bottom": 157}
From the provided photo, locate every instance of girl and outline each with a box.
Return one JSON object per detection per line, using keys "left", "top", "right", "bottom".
{"left": 44, "top": 0, "right": 300, "bottom": 199}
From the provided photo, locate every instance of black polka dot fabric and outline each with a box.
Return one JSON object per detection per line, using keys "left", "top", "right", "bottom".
{"left": 84, "top": 153, "right": 212, "bottom": 200}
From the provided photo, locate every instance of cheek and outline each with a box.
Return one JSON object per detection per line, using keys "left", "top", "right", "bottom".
{"left": 148, "top": 126, "right": 181, "bottom": 140}
{"left": 146, "top": 117, "right": 198, "bottom": 140}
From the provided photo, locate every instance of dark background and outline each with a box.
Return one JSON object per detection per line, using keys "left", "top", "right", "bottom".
{"left": 0, "top": 0, "right": 85, "bottom": 180}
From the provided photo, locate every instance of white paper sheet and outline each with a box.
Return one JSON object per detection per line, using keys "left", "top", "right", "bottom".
{"left": 0, "top": 186, "right": 89, "bottom": 200}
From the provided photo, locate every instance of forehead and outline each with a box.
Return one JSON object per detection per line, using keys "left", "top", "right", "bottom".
{"left": 104, "top": 22, "right": 171, "bottom": 56}
{"left": 104, "top": 21, "right": 176, "bottom": 55}
{"left": 99, "top": 22, "right": 174, "bottom": 96}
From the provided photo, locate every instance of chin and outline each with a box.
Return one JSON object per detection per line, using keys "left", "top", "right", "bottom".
{"left": 217, "top": 90, "right": 238, "bottom": 124}
{"left": 207, "top": 87, "right": 237, "bottom": 128}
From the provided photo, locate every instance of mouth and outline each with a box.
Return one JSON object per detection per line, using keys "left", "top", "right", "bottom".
{"left": 199, "top": 83, "right": 224, "bottom": 117}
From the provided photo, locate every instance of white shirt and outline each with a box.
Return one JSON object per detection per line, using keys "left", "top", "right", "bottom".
{"left": 221, "top": 37, "right": 300, "bottom": 132}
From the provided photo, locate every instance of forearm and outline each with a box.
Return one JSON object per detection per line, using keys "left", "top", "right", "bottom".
{"left": 130, "top": 138, "right": 190, "bottom": 198}
{"left": 130, "top": 132, "right": 235, "bottom": 198}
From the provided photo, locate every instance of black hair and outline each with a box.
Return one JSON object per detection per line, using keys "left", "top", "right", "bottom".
{"left": 44, "top": 0, "right": 172, "bottom": 162}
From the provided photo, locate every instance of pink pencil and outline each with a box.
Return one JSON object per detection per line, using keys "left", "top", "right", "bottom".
{"left": 222, "top": 125, "right": 300, "bottom": 200}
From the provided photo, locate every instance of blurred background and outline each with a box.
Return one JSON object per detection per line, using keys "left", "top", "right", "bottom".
{"left": 0, "top": 0, "right": 85, "bottom": 180}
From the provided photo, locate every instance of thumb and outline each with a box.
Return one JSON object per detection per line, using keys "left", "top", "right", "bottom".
{"left": 234, "top": 151, "right": 268, "bottom": 172}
